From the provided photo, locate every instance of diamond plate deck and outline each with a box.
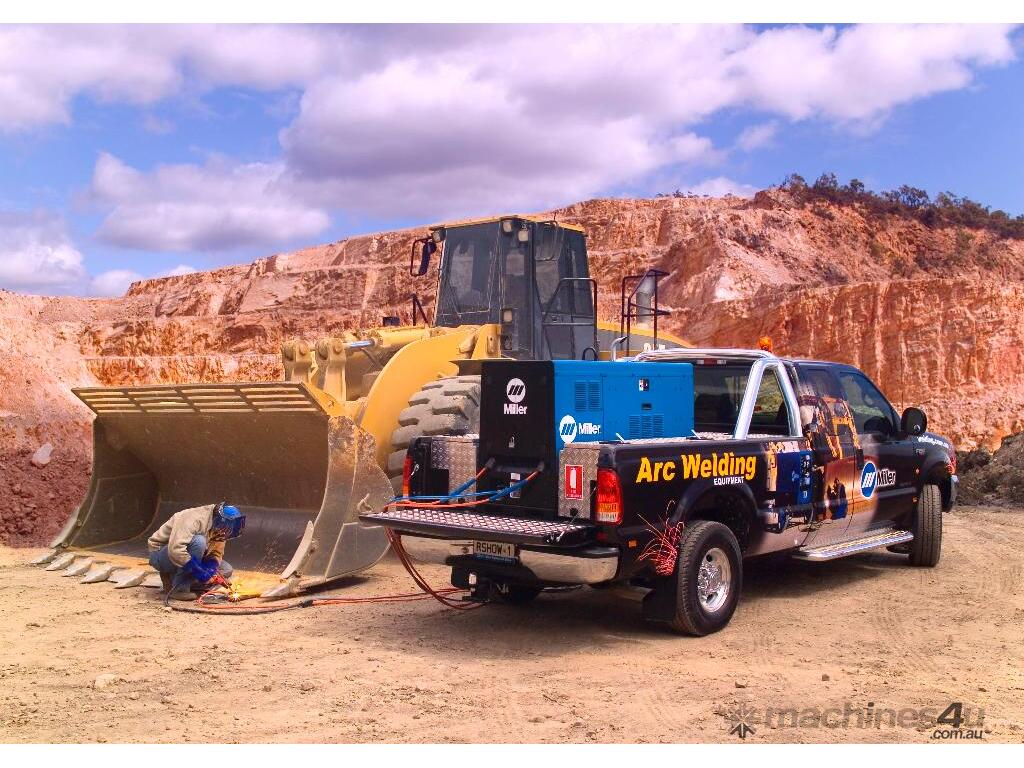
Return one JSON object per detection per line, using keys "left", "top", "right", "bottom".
{"left": 363, "top": 507, "right": 594, "bottom": 546}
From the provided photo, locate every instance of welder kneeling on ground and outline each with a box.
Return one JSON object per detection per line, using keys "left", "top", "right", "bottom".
{"left": 147, "top": 502, "right": 246, "bottom": 601}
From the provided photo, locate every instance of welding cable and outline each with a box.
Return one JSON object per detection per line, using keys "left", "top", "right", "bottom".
{"left": 389, "top": 461, "right": 493, "bottom": 505}
{"left": 386, "top": 529, "right": 486, "bottom": 611}
{"left": 167, "top": 532, "right": 483, "bottom": 616}
{"left": 391, "top": 467, "right": 542, "bottom": 510}
{"left": 168, "top": 584, "right": 470, "bottom": 615}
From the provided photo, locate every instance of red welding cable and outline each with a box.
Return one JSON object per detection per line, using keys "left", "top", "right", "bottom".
{"left": 173, "top": 535, "right": 482, "bottom": 615}
{"left": 386, "top": 530, "right": 486, "bottom": 611}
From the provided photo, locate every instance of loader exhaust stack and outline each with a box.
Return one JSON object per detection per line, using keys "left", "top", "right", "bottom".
{"left": 37, "top": 382, "right": 391, "bottom": 597}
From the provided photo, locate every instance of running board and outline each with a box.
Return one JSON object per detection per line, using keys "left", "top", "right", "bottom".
{"left": 793, "top": 529, "right": 913, "bottom": 561}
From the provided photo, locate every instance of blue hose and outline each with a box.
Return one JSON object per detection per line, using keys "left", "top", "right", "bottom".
{"left": 390, "top": 474, "right": 535, "bottom": 505}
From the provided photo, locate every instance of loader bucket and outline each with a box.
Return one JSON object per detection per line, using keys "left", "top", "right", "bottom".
{"left": 45, "top": 383, "right": 391, "bottom": 597}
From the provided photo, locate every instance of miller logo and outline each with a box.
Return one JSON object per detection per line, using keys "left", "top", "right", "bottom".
{"left": 558, "top": 414, "right": 600, "bottom": 444}
{"left": 559, "top": 414, "right": 578, "bottom": 443}
{"left": 504, "top": 378, "right": 527, "bottom": 415}
{"left": 860, "top": 461, "right": 896, "bottom": 499}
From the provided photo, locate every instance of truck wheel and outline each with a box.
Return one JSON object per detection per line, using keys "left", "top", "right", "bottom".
{"left": 387, "top": 375, "right": 481, "bottom": 494}
{"left": 489, "top": 582, "right": 543, "bottom": 605}
{"left": 668, "top": 520, "right": 742, "bottom": 636}
{"left": 908, "top": 484, "right": 942, "bottom": 567}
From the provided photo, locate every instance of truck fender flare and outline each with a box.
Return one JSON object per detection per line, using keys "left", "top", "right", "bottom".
{"left": 919, "top": 452, "right": 954, "bottom": 507}
{"left": 674, "top": 482, "right": 759, "bottom": 528}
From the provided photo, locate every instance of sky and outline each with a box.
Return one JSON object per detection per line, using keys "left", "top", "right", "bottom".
{"left": 0, "top": 23, "right": 1022, "bottom": 296}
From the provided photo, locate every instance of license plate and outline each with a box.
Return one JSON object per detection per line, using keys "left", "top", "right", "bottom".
{"left": 473, "top": 540, "right": 517, "bottom": 563}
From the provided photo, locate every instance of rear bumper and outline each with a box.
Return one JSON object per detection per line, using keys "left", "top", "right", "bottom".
{"left": 401, "top": 535, "right": 620, "bottom": 585}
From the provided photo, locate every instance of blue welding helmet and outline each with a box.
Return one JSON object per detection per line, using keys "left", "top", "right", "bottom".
{"left": 213, "top": 503, "right": 246, "bottom": 539}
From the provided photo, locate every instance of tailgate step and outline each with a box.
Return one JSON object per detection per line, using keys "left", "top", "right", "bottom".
{"left": 362, "top": 507, "right": 592, "bottom": 546}
{"left": 793, "top": 528, "right": 913, "bottom": 561}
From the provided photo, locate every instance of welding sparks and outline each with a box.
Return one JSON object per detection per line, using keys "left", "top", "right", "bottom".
{"left": 637, "top": 512, "right": 684, "bottom": 577}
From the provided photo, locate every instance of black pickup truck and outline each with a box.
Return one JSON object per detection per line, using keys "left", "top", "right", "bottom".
{"left": 362, "top": 349, "right": 958, "bottom": 635}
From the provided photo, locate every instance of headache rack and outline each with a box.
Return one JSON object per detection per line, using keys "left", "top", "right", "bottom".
{"left": 362, "top": 507, "right": 594, "bottom": 547}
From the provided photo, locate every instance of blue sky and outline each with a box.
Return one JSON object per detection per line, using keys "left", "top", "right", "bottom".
{"left": 0, "top": 23, "right": 1020, "bottom": 296}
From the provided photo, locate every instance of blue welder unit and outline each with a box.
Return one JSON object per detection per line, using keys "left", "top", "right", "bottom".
{"left": 550, "top": 360, "right": 695, "bottom": 451}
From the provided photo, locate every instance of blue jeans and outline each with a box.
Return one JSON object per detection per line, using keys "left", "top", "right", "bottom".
{"left": 149, "top": 534, "right": 233, "bottom": 585}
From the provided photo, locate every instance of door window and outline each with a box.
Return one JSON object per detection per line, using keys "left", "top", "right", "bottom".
{"left": 836, "top": 370, "right": 898, "bottom": 436}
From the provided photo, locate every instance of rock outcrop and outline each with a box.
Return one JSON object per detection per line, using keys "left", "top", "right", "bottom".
{"left": 3, "top": 190, "right": 1023, "bottom": 543}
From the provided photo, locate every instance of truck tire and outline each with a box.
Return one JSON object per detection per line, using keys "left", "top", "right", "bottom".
{"left": 387, "top": 375, "right": 481, "bottom": 494}
{"left": 667, "top": 520, "right": 743, "bottom": 636}
{"left": 908, "top": 483, "right": 942, "bottom": 567}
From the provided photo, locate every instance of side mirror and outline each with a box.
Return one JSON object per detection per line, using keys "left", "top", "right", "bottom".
{"left": 410, "top": 238, "right": 436, "bottom": 277}
{"left": 901, "top": 406, "right": 927, "bottom": 436}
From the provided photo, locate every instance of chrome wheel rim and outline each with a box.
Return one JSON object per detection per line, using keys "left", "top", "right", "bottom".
{"left": 697, "top": 547, "right": 731, "bottom": 614}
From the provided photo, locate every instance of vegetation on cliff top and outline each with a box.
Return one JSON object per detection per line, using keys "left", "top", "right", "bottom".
{"left": 662, "top": 173, "right": 1024, "bottom": 240}
{"left": 783, "top": 173, "right": 1024, "bottom": 240}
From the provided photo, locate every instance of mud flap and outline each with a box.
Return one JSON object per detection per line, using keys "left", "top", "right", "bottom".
{"left": 641, "top": 572, "right": 681, "bottom": 624}
{"left": 39, "top": 382, "right": 391, "bottom": 597}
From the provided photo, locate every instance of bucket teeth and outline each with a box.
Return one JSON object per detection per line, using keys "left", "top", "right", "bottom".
{"left": 29, "top": 549, "right": 60, "bottom": 566}
{"left": 45, "top": 552, "right": 78, "bottom": 572}
{"left": 62, "top": 557, "right": 95, "bottom": 577}
{"left": 81, "top": 564, "right": 118, "bottom": 584}
{"left": 111, "top": 569, "right": 149, "bottom": 589}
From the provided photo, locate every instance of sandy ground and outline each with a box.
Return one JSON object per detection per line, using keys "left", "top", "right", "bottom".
{"left": 1, "top": 504, "right": 1022, "bottom": 744}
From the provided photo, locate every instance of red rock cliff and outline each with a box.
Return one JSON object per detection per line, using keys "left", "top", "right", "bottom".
{"left": 2, "top": 191, "right": 1022, "bottom": 544}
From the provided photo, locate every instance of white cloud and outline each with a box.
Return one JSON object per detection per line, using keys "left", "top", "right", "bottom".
{"left": 279, "top": 24, "right": 1017, "bottom": 218}
{"left": 0, "top": 209, "right": 183, "bottom": 296}
{"left": 0, "top": 24, "right": 1017, "bottom": 255}
{"left": 0, "top": 24, "right": 346, "bottom": 132}
{"left": 683, "top": 177, "right": 761, "bottom": 198}
{"left": 0, "top": 210, "right": 88, "bottom": 293}
{"left": 89, "top": 269, "right": 143, "bottom": 297}
{"left": 160, "top": 264, "right": 197, "bottom": 277}
{"left": 90, "top": 153, "right": 331, "bottom": 252}
{"left": 737, "top": 122, "right": 779, "bottom": 152}
{"left": 142, "top": 114, "right": 175, "bottom": 135}
{"left": 727, "top": 24, "right": 1016, "bottom": 123}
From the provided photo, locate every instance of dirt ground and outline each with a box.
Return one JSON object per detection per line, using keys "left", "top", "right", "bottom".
{"left": 1, "top": 504, "right": 1022, "bottom": 744}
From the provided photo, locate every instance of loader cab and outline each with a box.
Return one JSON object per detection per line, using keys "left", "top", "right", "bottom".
{"left": 424, "top": 217, "right": 597, "bottom": 360}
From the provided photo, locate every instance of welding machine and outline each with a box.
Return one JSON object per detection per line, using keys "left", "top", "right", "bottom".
{"left": 402, "top": 360, "right": 694, "bottom": 515}
{"left": 464, "top": 359, "right": 694, "bottom": 514}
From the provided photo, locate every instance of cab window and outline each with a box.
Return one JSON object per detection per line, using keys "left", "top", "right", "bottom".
{"left": 692, "top": 364, "right": 748, "bottom": 433}
{"left": 836, "top": 370, "right": 898, "bottom": 436}
{"left": 749, "top": 369, "right": 794, "bottom": 436}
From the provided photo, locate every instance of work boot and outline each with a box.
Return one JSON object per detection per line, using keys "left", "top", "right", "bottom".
{"left": 160, "top": 573, "right": 173, "bottom": 593}
{"left": 169, "top": 590, "right": 198, "bottom": 601}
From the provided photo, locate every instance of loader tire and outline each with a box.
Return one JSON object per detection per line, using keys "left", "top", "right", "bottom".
{"left": 908, "top": 484, "right": 942, "bottom": 567}
{"left": 387, "top": 375, "right": 482, "bottom": 494}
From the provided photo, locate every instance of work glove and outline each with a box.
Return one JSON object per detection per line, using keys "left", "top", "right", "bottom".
{"left": 186, "top": 556, "right": 219, "bottom": 584}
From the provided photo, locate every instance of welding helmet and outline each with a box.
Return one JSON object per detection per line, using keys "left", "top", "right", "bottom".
{"left": 212, "top": 503, "right": 246, "bottom": 539}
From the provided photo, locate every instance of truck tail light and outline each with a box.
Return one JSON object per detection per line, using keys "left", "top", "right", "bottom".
{"left": 402, "top": 454, "right": 413, "bottom": 498}
{"left": 595, "top": 468, "right": 623, "bottom": 524}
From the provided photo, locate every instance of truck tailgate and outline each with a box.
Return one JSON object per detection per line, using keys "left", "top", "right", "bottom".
{"left": 361, "top": 507, "right": 594, "bottom": 547}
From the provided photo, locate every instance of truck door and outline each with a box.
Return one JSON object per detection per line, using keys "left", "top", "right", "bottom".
{"left": 834, "top": 367, "right": 914, "bottom": 536}
{"left": 792, "top": 364, "right": 857, "bottom": 547}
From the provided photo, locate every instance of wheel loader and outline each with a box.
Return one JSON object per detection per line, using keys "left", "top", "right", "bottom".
{"left": 32, "top": 215, "right": 686, "bottom": 597}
